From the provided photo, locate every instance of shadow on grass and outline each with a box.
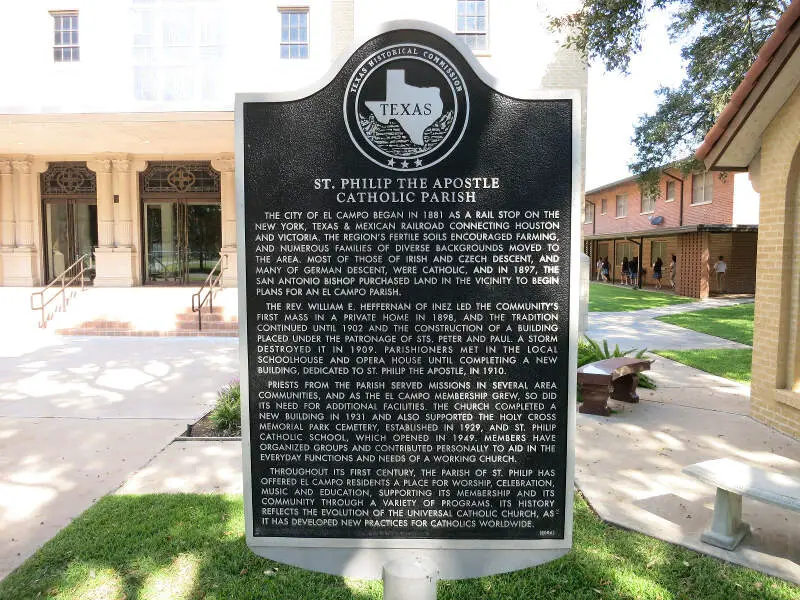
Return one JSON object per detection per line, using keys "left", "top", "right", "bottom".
{"left": 439, "top": 498, "right": 795, "bottom": 600}
{"left": 1, "top": 494, "right": 796, "bottom": 600}
{"left": 0, "top": 494, "right": 380, "bottom": 600}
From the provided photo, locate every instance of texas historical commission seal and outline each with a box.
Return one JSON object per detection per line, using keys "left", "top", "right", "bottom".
{"left": 344, "top": 43, "right": 470, "bottom": 171}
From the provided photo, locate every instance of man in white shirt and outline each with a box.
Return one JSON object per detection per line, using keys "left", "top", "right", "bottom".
{"left": 713, "top": 256, "right": 727, "bottom": 294}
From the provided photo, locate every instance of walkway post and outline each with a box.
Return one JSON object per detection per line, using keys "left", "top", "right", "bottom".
{"left": 383, "top": 558, "right": 438, "bottom": 600}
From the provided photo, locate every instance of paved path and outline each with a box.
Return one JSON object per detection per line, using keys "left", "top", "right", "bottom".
{"left": 0, "top": 335, "right": 239, "bottom": 580}
{"left": 587, "top": 296, "right": 754, "bottom": 350}
{"left": 4, "top": 293, "right": 800, "bottom": 587}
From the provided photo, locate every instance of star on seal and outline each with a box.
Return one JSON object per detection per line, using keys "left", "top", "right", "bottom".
{"left": 401, "top": 160, "right": 409, "bottom": 169}
{"left": 387, "top": 158, "right": 396, "bottom": 167}
{"left": 414, "top": 158, "right": 423, "bottom": 167}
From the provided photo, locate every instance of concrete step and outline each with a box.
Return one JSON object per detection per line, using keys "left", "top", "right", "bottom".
{"left": 44, "top": 287, "right": 240, "bottom": 337}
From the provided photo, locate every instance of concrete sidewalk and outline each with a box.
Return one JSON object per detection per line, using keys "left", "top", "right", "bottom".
{"left": 586, "top": 296, "right": 754, "bottom": 350}
{"left": 0, "top": 335, "right": 239, "bottom": 580}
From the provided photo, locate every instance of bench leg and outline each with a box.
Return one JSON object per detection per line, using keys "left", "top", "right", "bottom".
{"left": 610, "top": 374, "right": 640, "bottom": 403}
{"left": 700, "top": 488, "right": 751, "bottom": 551}
{"left": 579, "top": 382, "right": 611, "bottom": 416}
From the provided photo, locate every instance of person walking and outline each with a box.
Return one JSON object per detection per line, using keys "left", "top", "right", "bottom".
{"left": 621, "top": 257, "right": 629, "bottom": 286}
{"left": 669, "top": 255, "right": 677, "bottom": 289}
{"left": 652, "top": 257, "right": 663, "bottom": 289}
{"left": 596, "top": 257, "right": 604, "bottom": 281}
{"left": 713, "top": 256, "right": 727, "bottom": 293}
{"left": 629, "top": 256, "right": 639, "bottom": 288}
{"left": 602, "top": 257, "right": 610, "bottom": 282}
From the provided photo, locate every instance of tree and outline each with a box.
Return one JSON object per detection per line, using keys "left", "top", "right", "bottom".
{"left": 550, "top": 0, "right": 789, "bottom": 191}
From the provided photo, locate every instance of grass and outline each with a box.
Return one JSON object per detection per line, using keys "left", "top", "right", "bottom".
{"left": 1, "top": 494, "right": 796, "bottom": 600}
{"left": 589, "top": 283, "right": 696, "bottom": 313}
{"left": 653, "top": 349, "right": 753, "bottom": 384}
{"left": 209, "top": 379, "right": 241, "bottom": 433}
{"left": 656, "top": 303, "right": 754, "bottom": 345}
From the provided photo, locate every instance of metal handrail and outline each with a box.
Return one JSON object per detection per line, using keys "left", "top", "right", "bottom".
{"left": 191, "top": 254, "right": 227, "bottom": 331}
{"left": 30, "top": 254, "right": 91, "bottom": 328}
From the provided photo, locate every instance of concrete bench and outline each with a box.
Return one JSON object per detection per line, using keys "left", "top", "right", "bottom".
{"left": 576, "top": 357, "right": 653, "bottom": 416}
{"left": 683, "top": 458, "right": 800, "bottom": 550}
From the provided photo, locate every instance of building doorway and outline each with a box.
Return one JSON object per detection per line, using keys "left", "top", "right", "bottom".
{"left": 44, "top": 200, "right": 98, "bottom": 282}
{"left": 40, "top": 162, "right": 99, "bottom": 283}
{"left": 144, "top": 200, "right": 222, "bottom": 284}
{"left": 139, "top": 161, "right": 223, "bottom": 286}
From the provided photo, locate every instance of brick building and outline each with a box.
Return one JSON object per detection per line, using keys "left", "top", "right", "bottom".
{"left": 697, "top": 0, "right": 800, "bottom": 439}
{"left": 582, "top": 169, "right": 759, "bottom": 298}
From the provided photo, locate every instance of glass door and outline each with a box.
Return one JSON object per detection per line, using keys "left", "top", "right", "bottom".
{"left": 44, "top": 200, "right": 97, "bottom": 283}
{"left": 144, "top": 200, "right": 221, "bottom": 285}
{"left": 185, "top": 203, "right": 222, "bottom": 283}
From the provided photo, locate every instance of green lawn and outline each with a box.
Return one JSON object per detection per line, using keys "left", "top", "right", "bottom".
{"left": 1, "top": 494, "right": 795, "bottom": 600}
{"left": 654, "top": 349, "right": 753, "bottom": 384}
{"left": 656, "top": 303, "right": 754, "bottom": 345}
{"left": 589, "top": 283, "right": 696, "bottom": 313}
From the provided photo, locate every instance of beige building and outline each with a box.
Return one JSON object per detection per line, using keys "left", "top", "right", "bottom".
{"left": 0, "top": 0, "right": 587, "bottom": 290}
{"left": 697, "top": 0, "right": 800, "bottom": 439}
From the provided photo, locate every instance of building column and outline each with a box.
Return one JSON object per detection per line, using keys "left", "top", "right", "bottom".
{"left": 676, "top": 231, "right": 711, "bottom": 299}
{"left": 0, "top": 161, "right": 14, "bottom": 247}
{"left": 212, "top": 154, "right": 237, "bottom": 288}
{"left": 0, "top": 158, "right": 41, "bottom": 285}
{"left": 87, "top": 156, "right": 138, "bottom": 287}
{"left": 113, "top": 158, "right": 133, "bottom": 247}
{"left": 88, "top": 159, "right": 114, "bottom": 247}
{"left": 129, "top": 159, "right": 147, "bottom": 285}
{"left": 88, "top": 157, "right": 133, "bottom": 287}
{"left": 12, "top": 159, "right": 35, "bottom": 247}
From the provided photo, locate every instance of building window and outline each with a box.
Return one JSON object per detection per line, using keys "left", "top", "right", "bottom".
{"left": 280, "top": 8, "right": 309, "bottom": 59}
{"left": 616, "top": 194, "right": 627, "bottom": 218}
{"left": 600, "top": 198, "right": 607, "bottom": 214}
{"left": 456, "top": 0, "right": 488, "bottom": 51}
{"left": 618, "top": 242, "right": 635, "bottom": 267}
{"left": 584, "top": 202, "right": 593, "bottom": 224}
{"left": 132, "top": 0, "right": 226, "bottom": 103}
{"left": 651, "top": 241, "right": 666, "bottom": 262}
{"left": 641, "top": 194, "right": 656, "bottom": 213}
{"left": 692, "top": 171, "right": 714, "bottom": 204}
{"left": 666, "top": 180, "right": 676, "bottom": 202}
{"left": 52, "top": 11, "right": 79, "bottom": 62}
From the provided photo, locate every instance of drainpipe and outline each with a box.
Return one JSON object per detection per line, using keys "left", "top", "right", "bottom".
{"left": 663, "top": 170, "right": 685, "bottom": 226}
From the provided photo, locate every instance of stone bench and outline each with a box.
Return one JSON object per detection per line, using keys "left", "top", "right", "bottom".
{"left": 576, "top": 356, "right": 653, "bottom": 416}
{"left": 683, "top": 458, "right": 800, "bottom": 550}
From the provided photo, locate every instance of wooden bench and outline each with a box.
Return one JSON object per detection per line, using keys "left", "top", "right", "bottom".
{"left": 683, "top": 458, "right": 800, "bottom": 550}
{"left": 576, "top": 357, "right": 653, "bottom": 416}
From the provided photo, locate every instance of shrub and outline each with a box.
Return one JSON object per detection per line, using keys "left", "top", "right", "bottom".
{"left": 578, "top": 337, "right": 656, "bottom": 389}
{"left": 209, "top": 379, "right": 241, "bottom": 432}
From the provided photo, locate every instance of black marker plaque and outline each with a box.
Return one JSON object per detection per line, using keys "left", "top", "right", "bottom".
{"left": 238, "top": 22, "right": 578, "bottom": 576}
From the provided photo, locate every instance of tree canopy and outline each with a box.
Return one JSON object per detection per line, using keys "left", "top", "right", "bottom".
{"left": 550, "top": 0, "right": 789, "bottom": 188}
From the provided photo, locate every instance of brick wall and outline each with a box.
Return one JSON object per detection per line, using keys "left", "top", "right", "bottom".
{"left": 677, "top": 232, "right": 710, "bottom": 298}
{"left": 750, "top": 84, "right": 800, "bottom": 440}
{"left": 707, "top": 232, "right": 757, "bottom": 294}
{"left": 683, "top": 172, "right": 735, "bottom": 226}
{"left": 583, "top": 171, "right": 736, "bottom": 237}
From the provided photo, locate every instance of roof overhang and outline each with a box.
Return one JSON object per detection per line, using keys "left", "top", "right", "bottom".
{"left": 697, "top": 3, "right": 800, "bottom": 171}
{"left": 584, "top": 224, "right": 758, "bottom": 242}
{"left": 0, "top": 112, "right": 234, "bottom": 156}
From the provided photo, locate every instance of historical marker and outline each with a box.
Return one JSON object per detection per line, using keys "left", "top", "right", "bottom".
{"left": 236, "top": 21, "right": 580, "bottom": 581}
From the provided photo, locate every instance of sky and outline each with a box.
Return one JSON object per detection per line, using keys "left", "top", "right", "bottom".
{"left": 585, "top": 10, "right": 687, "bottom": 190}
